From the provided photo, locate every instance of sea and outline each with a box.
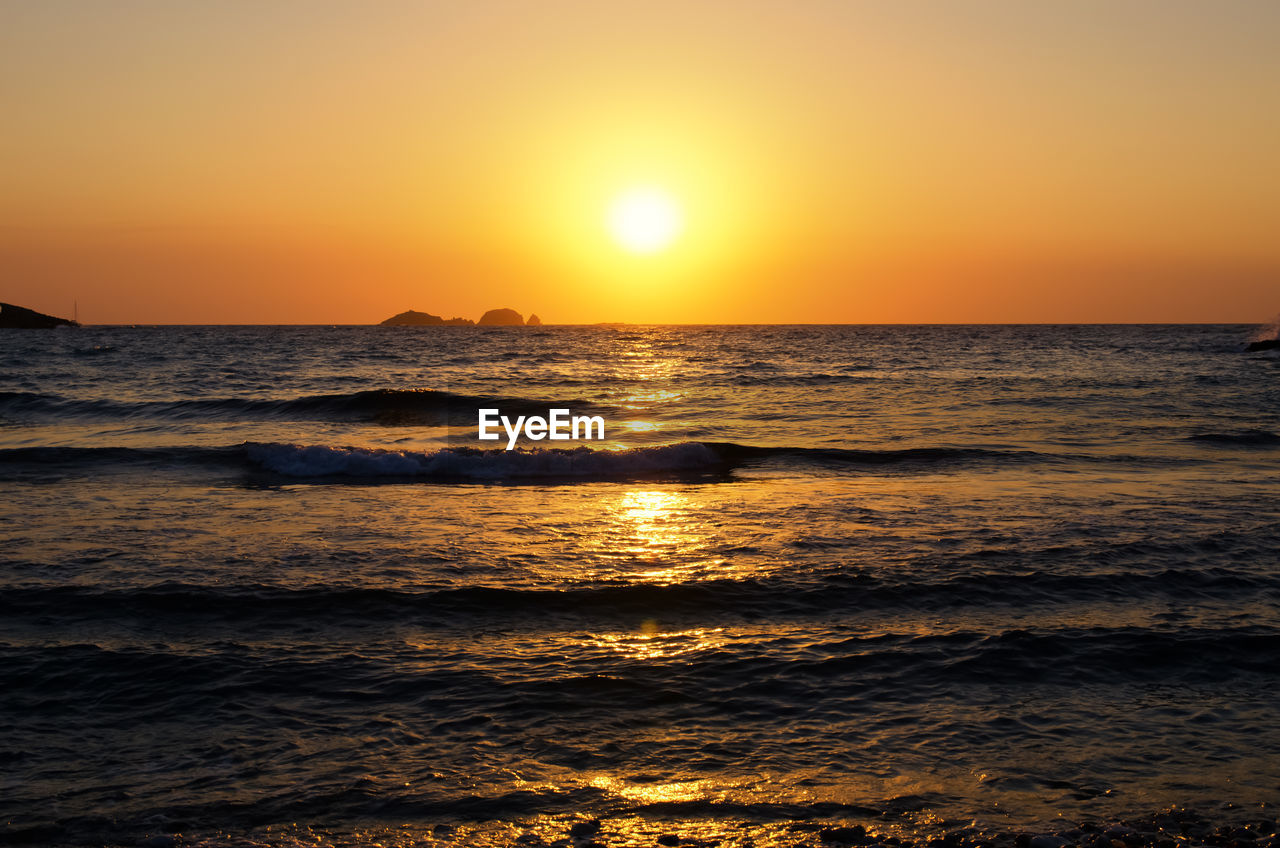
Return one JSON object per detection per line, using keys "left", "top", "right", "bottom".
{"left": 1, "top": 324, "right": 1278, "bottom": 848}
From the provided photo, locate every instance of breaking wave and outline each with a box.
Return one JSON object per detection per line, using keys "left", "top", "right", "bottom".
{"left": 1187, "top": 430, "right": 1280, "bottom": 446}
{"left": 245, "top": 441, "right": 724, "bottom": 478}
{"left": 0, "top": 441, "right": 1053, "bottom": 480}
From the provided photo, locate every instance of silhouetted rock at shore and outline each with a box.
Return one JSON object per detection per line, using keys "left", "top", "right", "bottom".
{"left": 1, "top": 302, "right": 79, "bottom": 329}
{"left": 526, "top": 313, "right": 542, "bottom": 326}
{"left": 380, "top": 310, "right": 474, "bottom": 327}
{"left": 1246, "top": 338, "right": 1280, "bottom": 352}
{"left": 478, "top": 308, "right": 524, "bottom": 326}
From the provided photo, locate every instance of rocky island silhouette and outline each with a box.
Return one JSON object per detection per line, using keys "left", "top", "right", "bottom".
{"left": 0, "top": 302, "right": 80, "bottom": 329}
{"left": 380, "top": 308, "right": 542, "bottom": 327}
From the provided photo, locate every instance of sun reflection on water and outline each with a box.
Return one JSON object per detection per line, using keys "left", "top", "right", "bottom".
{"left": 585, "top": 772, "right": 714, "bottom": 805}
{"left": 582, "top": 489, "right": 729, "bottom": 584}
{"left": 607, "top": 336, "right": 686, "bottom": 409}
{"left": 577, "top": 624, "right": 728, "bottom": 660}
{"left": 619, "top": 387, "right": 683, "bottom": 409}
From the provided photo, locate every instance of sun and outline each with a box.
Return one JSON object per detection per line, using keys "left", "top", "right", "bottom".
{"left": 607, "top": 187, "right": 683, "bottom": 255}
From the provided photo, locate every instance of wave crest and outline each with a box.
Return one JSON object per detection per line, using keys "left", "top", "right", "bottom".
{"left": 1187, "top": 430, "right": 1280, "bottom": 446}
{"left": 244, "top": 441, "right": 724, "bottom": 479}
{"left": 0, "top": 440, "right": 1056, "bottom": 480}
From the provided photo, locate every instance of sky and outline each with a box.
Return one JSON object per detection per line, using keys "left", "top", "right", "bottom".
{"left": 1, "top": 0, "right": 1277, "bottom": 324}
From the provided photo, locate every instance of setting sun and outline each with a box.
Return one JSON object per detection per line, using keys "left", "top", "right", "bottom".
{"left": 607, "top": 187, "right": 684, "bottom": 255}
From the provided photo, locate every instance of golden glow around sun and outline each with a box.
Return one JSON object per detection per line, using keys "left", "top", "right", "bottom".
{"left": 607, "top": 187, "right": 684, "bottom": 254}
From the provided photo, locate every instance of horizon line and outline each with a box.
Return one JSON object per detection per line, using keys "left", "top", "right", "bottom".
{"left": 49, "top": 320, "right": 1271, "bottom": 328}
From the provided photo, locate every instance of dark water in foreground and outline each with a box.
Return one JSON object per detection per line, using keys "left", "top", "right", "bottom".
{"left": 1, "top": 324, "right": 1278, "bottom": 847}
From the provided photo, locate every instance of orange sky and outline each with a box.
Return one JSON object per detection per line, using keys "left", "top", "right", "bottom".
{"left": 2, "top": 1, "right": 1277, "bottom": 324}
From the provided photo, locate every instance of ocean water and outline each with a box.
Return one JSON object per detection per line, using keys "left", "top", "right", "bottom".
{"left": 2, "top": 324, "right": 1278, "bottom": 847}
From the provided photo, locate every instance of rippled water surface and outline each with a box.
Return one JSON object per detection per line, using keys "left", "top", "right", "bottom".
{"left": 2, "top": 325, "right": 1278, "bottom": 847}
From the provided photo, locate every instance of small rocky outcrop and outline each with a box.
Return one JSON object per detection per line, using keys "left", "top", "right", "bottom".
{"left": 1, "top": 302, "right": 79, "bottom": 329}
{"left": 381, "top": 310, "right": 442, "bottom": 326}
{"left": 526, "top": 313, "right": 542, "bottom": 326}
{"left": 477, "top": 308, "right": 524, "bottom": 326}
{"left": 1246, "top": 338, "right": 1280, "bottom": 352}
{"left": 380, "top": 310, "right": 474, "bottom": 327}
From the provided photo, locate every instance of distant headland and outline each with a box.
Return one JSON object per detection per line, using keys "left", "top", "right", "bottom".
{"left": 1, "top": 302, "right": 80, "bottom": 329}
{"left": 380, "top": 308, "right": 542, "bottom": 327}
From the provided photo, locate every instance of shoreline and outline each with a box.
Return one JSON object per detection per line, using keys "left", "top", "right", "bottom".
{"left": 20, "top": 806, "right": 1276, "bottom": 848}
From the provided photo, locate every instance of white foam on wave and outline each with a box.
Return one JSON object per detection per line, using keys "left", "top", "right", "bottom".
{"left": 243, "top": 441, "right": 722, "bottom": 478}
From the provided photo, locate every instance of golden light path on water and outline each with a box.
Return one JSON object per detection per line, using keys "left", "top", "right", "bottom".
{"left": 577, "top": 623, "right": 727, "bottom": 661}
{"left": 189, "top": 816, "right": 935, "bottom": 847}
{"left": 491, "top": 478, "right": 946, "bottom": 847}
{"left": 614, "top": 337, "right": 685, "bottom": 412}
{"left": 579, "top": 489, "right": 730, "bottom": 585}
